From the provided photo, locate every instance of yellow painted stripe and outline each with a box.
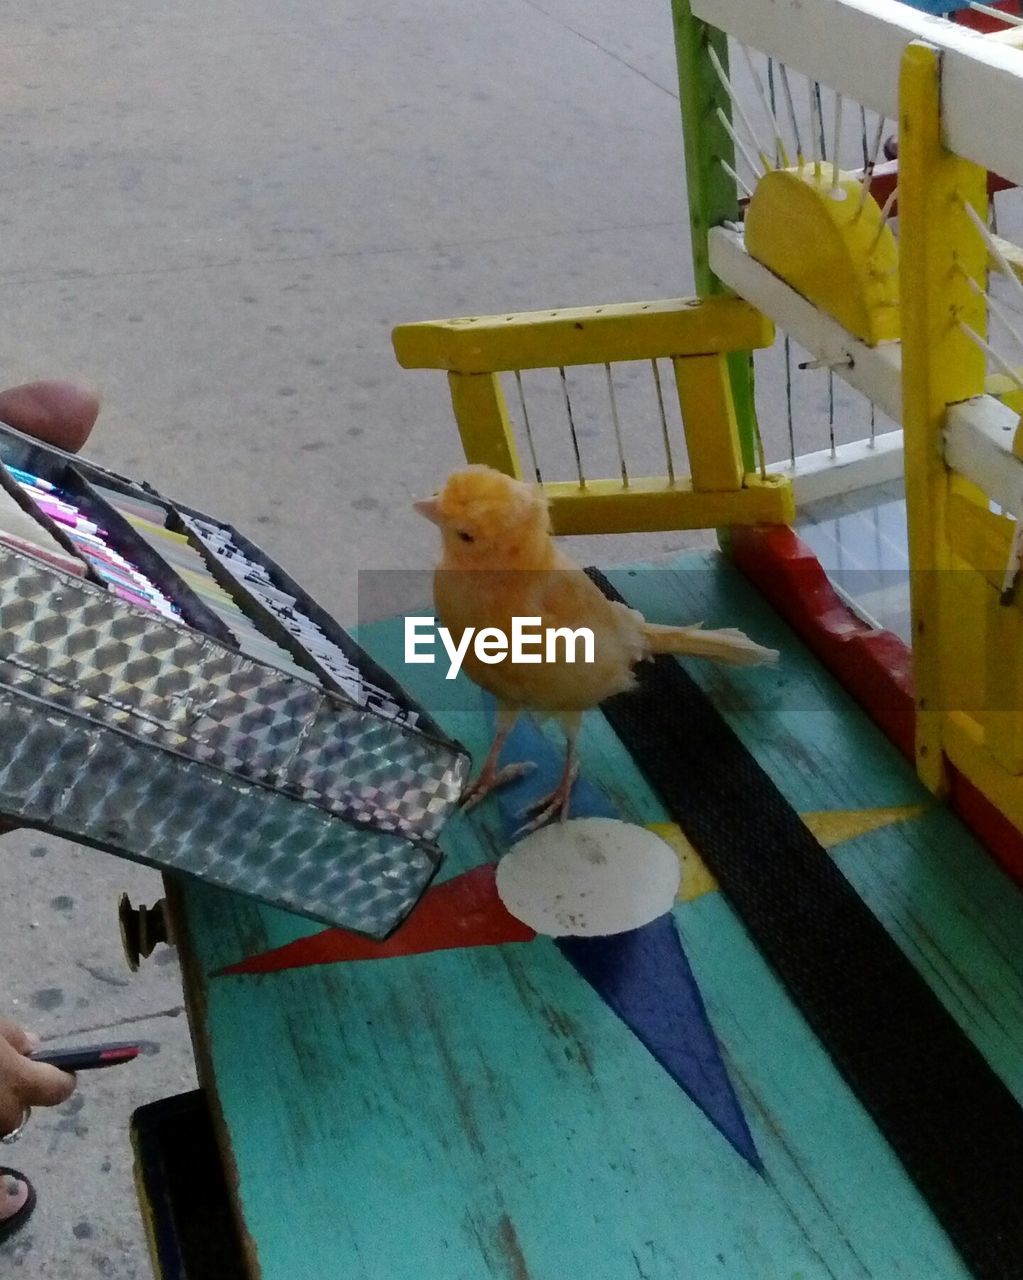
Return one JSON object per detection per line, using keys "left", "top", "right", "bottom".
{"left": 801, "top": 806, "right": 927, "bottom": 848}
{"left": 648, "top": 821, "right": 719, "bottom": 902}
{"left": 649, "top": 805, "right": 927, "bottom": 904}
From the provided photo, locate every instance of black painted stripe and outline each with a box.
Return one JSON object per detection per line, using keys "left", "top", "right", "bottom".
{"left": 589, "top": 567, "right": 1023, "bottom": 1280}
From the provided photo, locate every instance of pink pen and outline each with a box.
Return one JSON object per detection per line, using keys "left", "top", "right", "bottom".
{"left": 37, "top": 503, "right": 102, "bottom": 536}
{"left": 112, "top": 585, "right": 159, "bottom": 612}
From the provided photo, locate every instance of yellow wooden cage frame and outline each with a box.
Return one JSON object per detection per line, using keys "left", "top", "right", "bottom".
{"left": 392, "top": 18, "right": 1023, "bottom": 841}
{"left": 393, "top": 296, "right": 793, "bottom": 535}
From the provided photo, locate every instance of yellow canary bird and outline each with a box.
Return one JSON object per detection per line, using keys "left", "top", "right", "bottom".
{"left": 415, "top": 465, "right": 778, "bottom": 830}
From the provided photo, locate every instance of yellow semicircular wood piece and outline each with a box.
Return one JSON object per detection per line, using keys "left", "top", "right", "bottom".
{"left": 650, "top": 804, "right": 926, "bottom": 904}
{"left": 745, "top": 162, "right": 900, "bottom": 346}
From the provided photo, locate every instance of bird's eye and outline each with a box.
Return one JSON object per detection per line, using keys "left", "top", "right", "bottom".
{"left": 457, "top": 530, "right": 475, "bottom": 543}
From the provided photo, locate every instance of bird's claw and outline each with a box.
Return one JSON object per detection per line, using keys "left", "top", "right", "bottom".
{"left": 513, "top": 762, "right": 580, "bottom": 837}
{"left": 459, "top": 760, "right": 537, "bottom": 812}
{"left": 513, "top": 801, "right": 568, "bottom": 838}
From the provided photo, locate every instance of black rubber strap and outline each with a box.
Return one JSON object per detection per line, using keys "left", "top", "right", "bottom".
{"left": 588, "top": 567, "right": 1023, "bottom": 1280}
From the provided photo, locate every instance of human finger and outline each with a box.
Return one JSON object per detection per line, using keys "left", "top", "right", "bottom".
{"left": 0, "top": 1021, "right": 39, "bottom": 1055}
{"left": 0, "top": 381, "right": 101, "bottom": 454}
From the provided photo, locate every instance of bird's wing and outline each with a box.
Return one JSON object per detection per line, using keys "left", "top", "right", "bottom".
{"left": 531, "top": 556, "right": 646, "bottom": 654}
{"left": 533, "top": 555, "right": 621, "bottom": 628}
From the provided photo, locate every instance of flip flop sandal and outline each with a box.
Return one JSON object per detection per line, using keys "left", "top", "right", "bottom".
{"left": 0, "top": 1168, "right": 35, "bottom": 1244}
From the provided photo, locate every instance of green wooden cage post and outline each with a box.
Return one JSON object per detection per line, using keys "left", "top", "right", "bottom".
{"left": 671, "top": 0, "right": 761, "bottom": 479}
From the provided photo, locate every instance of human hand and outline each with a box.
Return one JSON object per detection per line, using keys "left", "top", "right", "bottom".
{"left": 0, "top": 1019, "right": 76, "bottom": 1139}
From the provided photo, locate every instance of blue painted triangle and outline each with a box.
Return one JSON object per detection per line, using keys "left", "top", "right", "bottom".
{"left": 558, "top": 921, "right": 761, "bottom": 1170}
{"left": 487, "top": 702, "right": 761, "bottom": 1171}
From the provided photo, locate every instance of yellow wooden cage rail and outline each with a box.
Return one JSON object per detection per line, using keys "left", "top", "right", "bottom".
{"left": 392, "top": 296, "right": 794, "bottom": 536}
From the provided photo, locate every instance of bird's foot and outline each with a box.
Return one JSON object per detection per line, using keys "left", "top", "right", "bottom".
{"left": 460, "top": 761, "right": 537, "bottom": 813}
{"left": 514, "top": 761, "right": 580, "bottom": 837}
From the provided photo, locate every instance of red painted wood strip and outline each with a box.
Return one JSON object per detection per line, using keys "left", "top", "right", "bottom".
{"left": 953, "top": 0, "right": 1022, "bottom": 32}
{"left": 217, "top": 863, "right": 536, "bottom": 976}
{"left": 730, "top": 524, "right": 1023, "bottom": 885}
{"left": 855, "top": 164, "right": 1014, "bottom": 213}
{"left": 730, "top": 525, "right": 915, "bottom": 756}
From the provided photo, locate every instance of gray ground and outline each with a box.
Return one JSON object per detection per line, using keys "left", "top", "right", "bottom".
{"left": 0, "top": 1, "right": 712, "bottom": 1275}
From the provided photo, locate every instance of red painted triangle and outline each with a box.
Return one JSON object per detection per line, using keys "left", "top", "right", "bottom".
{"left": 216, "top": 863, "right": 535, "bottom": 976}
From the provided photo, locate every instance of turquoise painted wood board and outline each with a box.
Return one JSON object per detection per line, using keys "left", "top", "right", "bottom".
{"left": 175, "top": 551, "right": 1023, "bottom": 1280}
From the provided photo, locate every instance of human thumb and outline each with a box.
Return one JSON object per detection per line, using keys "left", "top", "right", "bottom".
{"left": 10, "top": 1050, "right": 77, "bottom": 1108}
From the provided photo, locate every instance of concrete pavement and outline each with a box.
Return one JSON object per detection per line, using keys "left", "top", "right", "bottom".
{"left": 1, "top": 0, "right": 710, "bottom": 1273}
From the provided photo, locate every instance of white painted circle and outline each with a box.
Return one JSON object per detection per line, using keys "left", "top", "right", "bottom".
{"left": 496, "top": 817, "right": 681, "bottom": 938}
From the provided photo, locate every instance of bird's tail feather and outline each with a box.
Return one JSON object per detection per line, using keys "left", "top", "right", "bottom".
{"left": 642, "top": 621, "right": 779, "bottom": 667}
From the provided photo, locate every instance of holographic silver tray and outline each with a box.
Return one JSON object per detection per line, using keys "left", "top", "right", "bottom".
{"left": 0, "top": 421, "right": 469, "bottom": 938}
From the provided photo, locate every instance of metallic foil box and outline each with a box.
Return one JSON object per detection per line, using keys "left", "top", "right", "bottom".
{"left": 0, "top": 425, "right": 469, "bottom": 938}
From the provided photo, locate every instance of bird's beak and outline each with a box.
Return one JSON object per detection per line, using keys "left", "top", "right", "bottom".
{"left": 413, "top": 495, "right": 443, "bottom": 525}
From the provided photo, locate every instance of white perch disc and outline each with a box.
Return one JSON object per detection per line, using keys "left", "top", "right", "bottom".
{"left": 496, "top": 817, "right": 682, "bottom": 938}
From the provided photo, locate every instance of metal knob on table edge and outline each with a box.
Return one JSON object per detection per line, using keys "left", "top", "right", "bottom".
{"left": 119, "top": 894, "right": 170, "bottom": 972}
